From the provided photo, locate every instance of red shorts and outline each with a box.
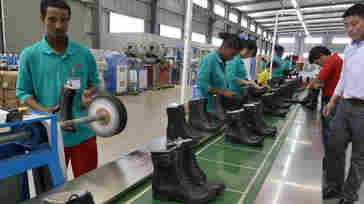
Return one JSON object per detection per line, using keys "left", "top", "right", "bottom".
{"left": 64, "top": 137, "right": 98, "bottom": 178}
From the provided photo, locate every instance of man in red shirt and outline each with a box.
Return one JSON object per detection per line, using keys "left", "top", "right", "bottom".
{"left": 308, "top": 46, "right": 343, "bottom": 193}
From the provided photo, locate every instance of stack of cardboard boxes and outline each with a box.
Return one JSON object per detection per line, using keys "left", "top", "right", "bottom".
{"left": 0, "top": 71, "right": 21, "bottom": 108}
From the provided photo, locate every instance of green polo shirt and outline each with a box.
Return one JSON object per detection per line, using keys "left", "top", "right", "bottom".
{"left": 197, "top": 50, "right": 229, "bottom": 113}
{"left": 16, "top": 37, "right": 100, "bottom": 147}
{"left": 226, "top": 55, "right": 247, "bottom": 98}
{"left": 271, "top": 56, "right": 284, "bottom": 78}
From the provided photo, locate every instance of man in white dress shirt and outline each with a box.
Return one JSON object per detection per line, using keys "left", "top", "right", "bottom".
{"left": 323, "top": 4, "right": 364, "bottom": 204}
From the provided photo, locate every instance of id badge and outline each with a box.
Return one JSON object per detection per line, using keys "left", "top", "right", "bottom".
{"left": 67, "top": 77, "right": 81, "bottom": 90}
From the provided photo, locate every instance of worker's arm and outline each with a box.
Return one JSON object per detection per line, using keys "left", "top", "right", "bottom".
{"left": 82, "top": 50, "right": 100, "bottom": 106}
{"left": 227, "top": 59, "right": 261, "bottom": 89}
{"left": 197, "top": 58, "right": 236, "bottom": 98}
{"left": 307, "top": 77, "right": 323, "bottom": 90}
{"left": 16, "top": 49, "right": 57, "bottom": 114}
{"left": 24, "top": 96, "right": 59, "bottom": 114}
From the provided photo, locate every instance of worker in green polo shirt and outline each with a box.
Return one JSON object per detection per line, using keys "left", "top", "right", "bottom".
{"left": 226, "top": 39, "right": 261, "bottom": 99}
{"left": 16, "top": 0, "right": 99, "bottom": 193}
{"left": 271, "top": 45, "right": 285, "bottom": 79}
{"left": 197, "top": 32, "right": 242, "bottom": 114}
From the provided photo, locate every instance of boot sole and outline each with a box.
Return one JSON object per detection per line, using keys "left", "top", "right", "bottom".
{"left": 322, "top": 198, "right": 341, "bottom": 204}
{"left": 153, "top": 191, "right": 216, "bottom": 204}
{"left": 225, "top": 135, "right": 264, "bottom": 147}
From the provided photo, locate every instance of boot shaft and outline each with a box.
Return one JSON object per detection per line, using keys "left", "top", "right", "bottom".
{"left": 166, "top": 104, "right": 187, "bottom": 142}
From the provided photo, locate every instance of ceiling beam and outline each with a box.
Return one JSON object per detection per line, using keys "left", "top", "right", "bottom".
{"left": 231, "top": 0, "right": 281, "bottom": 7}
{"left": 266, "top": 22, "right": 344, "bottom": 30}
{"left": 257, "top": 16, "right": 343, "bottom": 24}
{"left": 253, "top": 10, "right": 344, "bottom": 20}
{"left": 272, "top": 24, "right": 344, "bottom": 30}
{"left": 278, "top": 26, "right": 344, "bottom": 32}
{"left": 245, "top": 2, "right": 356, "bottom": 15}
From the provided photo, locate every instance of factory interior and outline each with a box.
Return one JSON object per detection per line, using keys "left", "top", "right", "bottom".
{"left": 0, "top": 0, "right": 363, "bottom": 203}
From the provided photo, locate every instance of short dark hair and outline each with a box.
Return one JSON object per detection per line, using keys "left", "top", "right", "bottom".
{"left": 218, "top": 32, "right": 242, "bottom": 50}
{"left": 241, "top": 39, "right": 258, "bottom": 56}
{"left": 266, "top": 61, "right": 279, "bottom": 69}
{"left": 41, "top": 0, "right": 71, "bottom": 19}
{"left": 274, "top": 45, "right": 285, "bottom": 57}
{"left": 309, "top": 46, "right": 331, "bottom": 64}
{"left": 343, "top": 4, "right": 364, "bottom": 19}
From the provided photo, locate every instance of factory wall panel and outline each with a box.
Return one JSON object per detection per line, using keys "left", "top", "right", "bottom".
{"left": 158, "top": 9, "right": 184, "bottom": 29}
{"left": 102, "top": 0, "right": 151, "bottom": 20}
{"left": 3, "top": 0, "right": 95, "bottom": 53}
{"left": 159, "top": 0, "right": 185, "bottom": 15}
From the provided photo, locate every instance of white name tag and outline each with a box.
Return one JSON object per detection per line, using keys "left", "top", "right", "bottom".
{"left": 67, "top": 77, "right": 81, "bottom": 90}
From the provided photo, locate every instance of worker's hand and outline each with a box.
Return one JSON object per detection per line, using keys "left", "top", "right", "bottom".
{"left": 222, "top": 91, "right": 237, "bottom": 99}
{"left": 254, "top": 83, "right": 263, "bottom": 89}
{"left": 42, "top": 105, "right": 59, "bottom": 114}
{"left": 313, "top": 82, "right": 323, "bottom": 89}
{"left": 323, "top": 102, "right": 335, "bottom": 119}
{"left": 81, "top": 88, "right": 97, "bottom": 109}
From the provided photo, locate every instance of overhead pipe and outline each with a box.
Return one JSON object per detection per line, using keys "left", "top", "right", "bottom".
{"left": 269, "top": 12, "right": 279, "bottom": 80}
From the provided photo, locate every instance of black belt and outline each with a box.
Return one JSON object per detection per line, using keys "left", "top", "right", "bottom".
{"left": 345, "top": 98, "right": 364, "bottom": 105}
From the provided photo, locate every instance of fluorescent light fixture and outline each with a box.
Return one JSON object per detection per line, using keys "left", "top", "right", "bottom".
{"left": 290, "top": 0, "right": 310, "bottom": 36}
{"left": 296, "top": 10, "right": 303, "bottom": 21}
{"left": 291, "top": 0, "right": 298, "bottom": 8}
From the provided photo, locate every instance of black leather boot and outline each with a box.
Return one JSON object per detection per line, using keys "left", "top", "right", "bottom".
{"left": 212, "top": 95, "right": 227, "bottom": 121}
{"left": 59, "top": 86, "right": 76, "bottom": 132}
{"left": 151, "top": 148, "right": 217, "bottom": 204}
{"left": 243, "top": 103, "right": 276, "bottom": 137}
{"left": 167, "top": 104, "right": 219, "bottom": 142}
{"left": 167, "top": 104, "right": 211, "bottom": 142}
{"left": 188, "top": 99, "right": 222, "bottom": 132}
{"left": 261, "top": 93, "right": 290, "bottom": 114}
{"left": 225, "top": 108, "right": 265, "bottom": 147}
{"left": 181, "top": 140, "right": 225, "bottom": 195}
{"left": 201, "top": 98, "right": 224, "bottom": 129}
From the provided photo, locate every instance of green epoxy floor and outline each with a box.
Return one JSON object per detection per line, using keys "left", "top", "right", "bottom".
{"left": 114, "top": 105, "right": 298, "bottom": 204}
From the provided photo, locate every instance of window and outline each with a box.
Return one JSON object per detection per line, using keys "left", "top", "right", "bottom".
{"left": 241, "top": 17, "right": 248, "bottom": 27}
{"left": 279, "top": 37, "right": 295, "bottom": 44}
{"left": 263, "top": 31, "right": 267, "bottom": 38}
{"left": 212, "top": 37, "right": 223, "bottom": 47}
{"left": 303, "top": 52, "right": 309, "bottom": 58}
{"left": 192, "top": 32, "right": 206, "bottom": 43}
{"left": 305, "top": 37, "right": 323, "bottom": 44}
{"left": 229, "top": 13, "right": 238, "bottom": 23}
{"left": 214, "top": 4, "right": 225, "bottom": 17}
{"left": 193, "top": 0, "right": 208, "bottom": 8}
{"left": 109, "top": 12, "right": 144, "bottom": 33}
{"left": 332, "top": 37, "right": 351, "bottom": 44}
{"left": 250, "top": 23, "right": 256, "bottom": 32}
{"left": 160, "top": 24, "right": 181, "bottom": 39}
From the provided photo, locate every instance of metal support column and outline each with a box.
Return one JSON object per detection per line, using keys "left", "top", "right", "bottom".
{"left": 150, "top": 0, "right": 159, "bottom": 34}
{"left": 180, "top": 0, "right": 193, "bottom": 104}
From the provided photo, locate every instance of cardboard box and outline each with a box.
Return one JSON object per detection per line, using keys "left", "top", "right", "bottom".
{"left": 0, "top": 71, "right": 18, "bottom": 89}
{"left": 0, "top": 89, "right": 17, "bottom": 100}
{"left": 0, "top": 98, "right": 20, "bottom": 109}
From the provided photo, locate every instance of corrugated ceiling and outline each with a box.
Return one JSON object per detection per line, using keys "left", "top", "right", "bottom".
{"left": 224, "top": 0, "right": 362, "bottom": 34}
